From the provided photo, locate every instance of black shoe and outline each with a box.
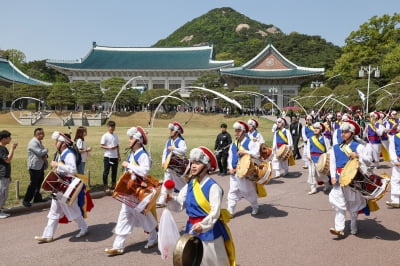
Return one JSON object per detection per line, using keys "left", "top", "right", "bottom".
{"left": 23, "top": 201, "right": 32, "bottom": 207}
{"left": 33, "top": 199, "right": 47, "bottom": 203}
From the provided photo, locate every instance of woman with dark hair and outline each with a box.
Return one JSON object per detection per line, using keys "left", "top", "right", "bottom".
{"left": 74, "top": 127, "right": 91, "bottom": 175}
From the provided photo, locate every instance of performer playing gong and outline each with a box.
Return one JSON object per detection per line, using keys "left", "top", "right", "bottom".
{"left": 105, "top": 127, "right": 158, "bottom": 255}
{"left": 306, "top": 122, "right": 331, "bottom": 194}
{"left": 157, "top": 121, "right": 187, "bottom": 207}
{"left": 328, "top": 121, "right": 372, "bottom": 236}
{"left": 35, "top": 132, "right": 93, "bottom": 243}
{"left": 166, "top": 146, "right": 235, "bottom": 266}
{"left": 227, "top": 120, "right": 260, "bottom": 216}
{"left": 272, "top": 117, "right": 293, "bottom": 178}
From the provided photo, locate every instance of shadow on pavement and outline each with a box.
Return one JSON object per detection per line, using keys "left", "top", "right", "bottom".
{"left": 355, "top": 218, "right": 400, "bottom": 241}
{"left": 234, "top": 204, "right": 288, "bottom": 220}
{"left": 284, "top": 171, "right": 303, "bottom": 178}
{"left": 68, "top": 222, "right": 116, "bottom": 242}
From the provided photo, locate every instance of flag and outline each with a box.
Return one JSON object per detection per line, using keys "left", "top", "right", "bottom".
{"left": 357, "top": 89, "right": 366, "bottom": 102}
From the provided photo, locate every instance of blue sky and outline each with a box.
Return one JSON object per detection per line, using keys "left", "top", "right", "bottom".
{"left": 1, "top": 0, "right": 398, "bottom": 62}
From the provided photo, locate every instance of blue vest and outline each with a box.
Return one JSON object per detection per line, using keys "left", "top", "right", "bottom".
{"left": 310, "top": 136, "right": 326, "bottom": 163}
{"left": 164, "top": 137, "right": 183, "bottom": 159}
{"left": 230, "top": 137, "right": 250, "bottom": 168}
{"left": 333, "top": 141, "right": 359, "bottom": 179}
{"left": 185, "top": 178, "right": 229, "bottom": 242}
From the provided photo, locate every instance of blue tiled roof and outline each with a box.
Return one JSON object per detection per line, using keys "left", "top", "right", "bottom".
{"left": 0, "top": 58, "right": 49, "bottom": 85}
{"left": 47, "top": 44, "right": 234, "bottom": 70}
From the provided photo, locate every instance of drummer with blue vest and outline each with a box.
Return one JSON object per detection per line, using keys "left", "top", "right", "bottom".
{"left": 227, "top": 120, "right": 260, "bottom": 216}
{"left": 272, "top": 117, "right": 293, "bottom": 178}
{"left": 105, "top": 126, "right": 158, "bottom": 255}
{"left": 35, "top": 131, "right": 93, "bottom": 243}
{"left": 157, "top": 121, "right": 187, "bottom": 207}
{"left": 305, "top": 122, "right": 331, "bottom": 195}
{"left": 167, "top": 146, "right": 235, "bottom": 266}
{"left": 328, "top": 120, "right": 372, "bottom": 237}
{"left": 366, "top": 112, "right": 385, "bottom": 169}
{"left": 247, "top": 118, "right": 265, "bottom": 144}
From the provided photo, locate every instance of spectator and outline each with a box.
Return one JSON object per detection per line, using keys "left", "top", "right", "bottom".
{"left": 23, "top": 128, "right": 48, "bottom": 207}
{"left": 0, "top": 130, "right": 18, "bottom": 218}
{"left": 74, "top": 126, "right": 91, "bottom": 175}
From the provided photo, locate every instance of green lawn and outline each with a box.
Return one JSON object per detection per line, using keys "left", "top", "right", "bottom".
{"left": 0, "top": 111, "right": 275, "bottom": 207}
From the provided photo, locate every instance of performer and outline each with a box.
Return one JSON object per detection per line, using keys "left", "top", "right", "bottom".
{"left": 272, "top": 117, "right": 293, "bottom": 178}
{"left": 366, "top": 112, "right": 384, "bottom": 169}
{"left": 247, "top": 118, "right": 265, "bottom": 144}
{"left": 387, "top": 126, "right": 400, "bottom": 208}
{"left": 328, "top": 121, "right": 372, "bottom": 236}
{"left": 385, "top": 110, "right": 399, "bottom": 153}
{"left": 227, "top": 120, "right": 260, "bottom": 216}
{"left": 157, "top": 121, "right": 187, "bottom": 207}
{"left": 105, "top": 127, "right": 158, "bottom": 255}
{"left": 167, "top": 146, "right": 235, "bottom": 266}
{"left": 214, "top": 123, "right": 232, "bottom": 176}
{"left": 301, "top": 115, "right": 314, "bottom": 169}
{"left": 332, "top": 113, "right": 352, "bottom": 146}
{"left": 35, "top": 132, "right": 93, "bottom": 243}
{"left": 323, "top": 113, "right": 333, "bottom": 145}
{"left": 305, "top": 122, "right": 331, "bottom": 194}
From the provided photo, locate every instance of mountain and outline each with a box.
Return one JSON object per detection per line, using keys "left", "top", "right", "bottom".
{"left": 154, "top": 7, "right": 341, "bottom": 70}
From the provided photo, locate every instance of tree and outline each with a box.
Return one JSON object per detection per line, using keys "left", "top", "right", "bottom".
{"left": 331, "top": 13, "right": 400, "bottom": 83}
{"left": 2, "top": 49, "right": 26, "bottom": 69}
{"left": 46, "top": 83, "right": 74, "bottom": 111}
{"left": 71, "top": 81, "right": 102, "bottom": 110}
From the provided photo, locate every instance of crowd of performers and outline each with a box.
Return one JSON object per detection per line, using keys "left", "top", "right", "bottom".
{"left": 29, "top": 108, "right": 400, "bottom": 265}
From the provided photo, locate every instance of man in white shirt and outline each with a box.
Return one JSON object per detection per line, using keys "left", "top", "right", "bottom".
{"left": 100, "top": 120, "right": 120, "bottom": 193}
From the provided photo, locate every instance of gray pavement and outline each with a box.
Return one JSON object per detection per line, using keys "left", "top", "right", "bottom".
{"left": 1, "top": 159, "right": 400, "bottom": 266}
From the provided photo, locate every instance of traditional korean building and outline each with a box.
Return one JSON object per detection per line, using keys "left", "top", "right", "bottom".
{"left": 220, "top": 43, "right": 324, "bottom": 108}
{"left": 46, "top": 42, "right": 234, "bottom": 90}
{"left": 0, "top": 58, "right": 50, "bottom": 109}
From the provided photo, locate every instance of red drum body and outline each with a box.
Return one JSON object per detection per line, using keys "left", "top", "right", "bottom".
{"left": 349, "top": 172, "right": 390, "bottom": 200}
{"left": 113, "top": 171, "right": 161, "bottom": 214}
{"left": 166, "top": 154, "right": 190, "bottom": 176}
{"left": 41, "top": 171, "right": 83, "bottom": 206}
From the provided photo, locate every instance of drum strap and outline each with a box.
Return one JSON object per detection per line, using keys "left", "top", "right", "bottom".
{"left": 339, "top": 144, "right": 353, "bottom": 157}
{"left": 192, "top": 178, "right": 236, "bottom": 266}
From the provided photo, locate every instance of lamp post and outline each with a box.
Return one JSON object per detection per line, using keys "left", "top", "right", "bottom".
{"left": 359, "top": 65, "right": 380, "bottom": 113}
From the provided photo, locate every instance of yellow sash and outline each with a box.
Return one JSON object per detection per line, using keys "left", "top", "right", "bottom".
{"left": 381, "top": 145, "right": 390, "bottom": 162}
{"left": 311, "top": 135, "right": 326, "bottom": 153}
{"left": 278, "top": 130, "right": 288, "bottom": 144}
{"left": 193, "top": 178, "right": 236, "bottom": 266}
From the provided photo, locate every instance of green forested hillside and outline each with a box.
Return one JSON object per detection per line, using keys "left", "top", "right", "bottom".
{"left": 154, "top": 7, "right": 341, "bottom": 69}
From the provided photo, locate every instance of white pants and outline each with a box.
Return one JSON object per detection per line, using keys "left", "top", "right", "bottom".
{"left": 227, "top": 174, "right": 258, "bottom": 214}
{"left": 272, "top": 155, "right": 289, "bottom": 177}
{"left": 307, "top": 161, "right": 328, "bottom": 191}
{"left": 329, "top": 186, "right": 366, "bottom": 231}
{"left": 391, "top": 166, "right": 400, "bottom": 204}
{"left": 201, "top": 236, "right": 230, "bottom": 266}
{"left": 112, "top": 203, "right": 157, "bottom": 249}
{"left": 157, "top": 169, "right": 187, "bottom": 205}
{"left": 42, "top": 199, "right": 88, "bottom": 238}
{"left": 369, "top": 143, "right": 381, "bottom": 166}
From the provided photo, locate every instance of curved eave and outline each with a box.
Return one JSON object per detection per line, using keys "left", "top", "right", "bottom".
{"left": 46, "top": 62, "right": 233, "bottom": 72}
{"left": 221, "top": 69, "right": 324, "bottom": 79}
